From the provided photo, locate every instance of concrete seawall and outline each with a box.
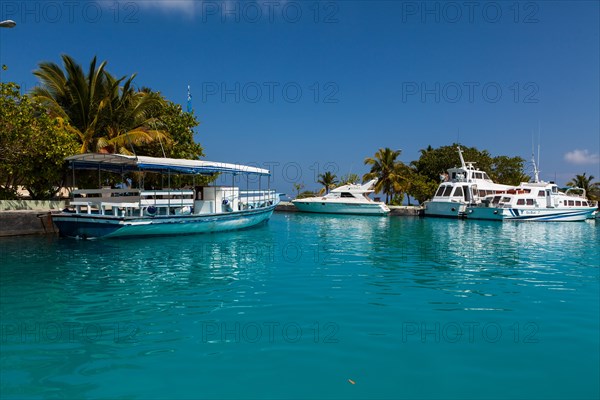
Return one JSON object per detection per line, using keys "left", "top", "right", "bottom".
{"left": 0, "top": 211, "right": 58, "bottom": 237}
{"left": 274, "top": 202, "right": 423, "bottom": 216}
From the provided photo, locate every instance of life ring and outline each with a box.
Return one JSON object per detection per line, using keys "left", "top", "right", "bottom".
{"left": 146, "top": 206, "right": 157, "bottom": 216}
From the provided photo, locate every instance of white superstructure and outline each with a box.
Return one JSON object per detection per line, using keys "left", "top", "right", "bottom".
{"left": 424, "top": 147, "right": 512, "bottom": 218}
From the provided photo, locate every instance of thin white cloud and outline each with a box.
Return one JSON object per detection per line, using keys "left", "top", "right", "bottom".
{"left": 121, "top": 0, "right": 291, "bottom": 19}
{"left": 135, "top": 0, "right": 196, "bottom": 15}
{"left": 564, "top": 149, "right": 600, "bottom": 165}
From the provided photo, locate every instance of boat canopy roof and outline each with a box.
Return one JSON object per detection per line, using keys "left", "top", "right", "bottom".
{"left": 66, "top": 153, "right": 271, "bottom": 176}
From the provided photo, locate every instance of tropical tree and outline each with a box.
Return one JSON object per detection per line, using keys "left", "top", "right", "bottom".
{"left": 567, "top": 173, "right": 600, "bottom": 201}
{"left": 317, "top": 171, "right": 338, "bottom": 195}
{"left": 0, "top": 82, "right": 79, "bottom": 199}
{"left": 31, "top": 54, "right": 169, "bottom": 154}
{"left": 293, "top": 182, "right": 305, "bottom": 198}
{"left": 363, "top": 148, "right": 408, "bottom": 204}
{"left": 489, "top": 155, "right": 529, "bottom": 186}
{"left": 338, "top": 173, "right": 360, "bottom": 186}
{"left": 136, "top": 98, "right": 203, "bottom": 159}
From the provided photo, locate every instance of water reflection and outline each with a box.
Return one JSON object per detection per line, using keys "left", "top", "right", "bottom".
{"left": 0, "top": 216, "right": 598, "bottom": 398}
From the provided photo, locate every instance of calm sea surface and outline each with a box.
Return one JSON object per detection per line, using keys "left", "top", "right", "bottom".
{"left": 1, "top": 214, "right": 598, "bottom": 399}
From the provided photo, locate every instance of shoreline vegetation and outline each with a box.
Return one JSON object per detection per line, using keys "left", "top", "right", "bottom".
{"left": 1, "top": 55, "right": 599, "bottom": 204}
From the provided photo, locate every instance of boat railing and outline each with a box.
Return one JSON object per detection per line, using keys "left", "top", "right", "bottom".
{"left": 68, "top": 188, "right": 276, "bottom": 216}
{"left": 237, "top": 189, "right": 278, "bottom": 210}
{"left": 564, "top": 187, "right": 587, "bottom": 198}
{"left": 70, "top": 188, "right": 195, "bottom": 216}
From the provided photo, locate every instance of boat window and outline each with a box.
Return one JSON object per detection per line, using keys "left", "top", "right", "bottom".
{"left": 501, "top": 197, "right": 511, "bottom": 203}
{"left": 442, "top": 186, "right": 453, "bottom": 197}
{"left": 483, "top": 173, "right": 490, "bottom": 180}
{"left": 582, "top": 201, "right": 588, "bottom": 206}
{"left": 552, "top": 186, "right": 558, "bottom": 193}
{"left": 575, "top": 201, "right": 581, "bottom": 206}
{"left": 479, "top": 190, "right": 485, "bottom": 197}
{"left": 568, "top": 200, "right": 574, "bottom": 206}
{"left": 453, "top": 186, "right": 463, "bottom": 197}
{"left": 463, "top": 186, "right": 470, "bottom": 201}
{"left": 493, "top": 196, "right": 502, "bottom": 204}
{"left": 526, "top": 199, "right": 534, "bottom": 206}
{"left": 538, "top": 191, "right": 545, "bottom": 197}
{"left": 435, "top": 186, "right": 445, "bottom": 197}
{"left": 517, "top": 199, "right": 525, "bottom": 205}
{"left": 451, "top": 172, "right": 456, "bottom": 180}
{"left": 340, "top": 192, "right": 354, "bottom": 198}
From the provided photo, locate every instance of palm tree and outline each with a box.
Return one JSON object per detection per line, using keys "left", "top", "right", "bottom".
{"left": 293, "top": 182, "right": 305, "bottom": 198}
{"left": 317, "top": 171, "right": 338, "bottom": 195}
{"left": 363, "top": 148, "right": 407, "bottom": 204}
{"left": 95, "top": 74, "right": 169, "bottom": 154}
{"left": 567, "top": 173, "right": 600, "bottom": 201}
{"left": 338, "top": 173, "right": 360, "bottom": 186}
{"left": 32, "top": 54, "right": 169, "bottom": 154}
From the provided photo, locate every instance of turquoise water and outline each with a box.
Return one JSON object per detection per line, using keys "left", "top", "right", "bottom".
{"left": 1, "top": 214, "right": 598, "bottom": 399}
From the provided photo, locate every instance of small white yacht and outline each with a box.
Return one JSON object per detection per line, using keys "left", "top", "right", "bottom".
{"left": 292, "top": 179, "right": 390, "bottom": 215}
{"left": 423, "top": 147, "right": 513, "bottom": 218}
{"left": 466, "top": 162, "right": 598, "bottom": 222}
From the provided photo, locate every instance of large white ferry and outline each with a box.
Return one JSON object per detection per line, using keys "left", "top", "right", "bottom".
{"left": 52, "top": 154, "right": 280, "bottom": 239}
{"left": 466, "top": 161, "right": 598, "bottom": 222}
{"left": 292, "top": 179, "right": 390, "bottom": 215}
{"left": 423, "top": 147, "right": 512, "bottom": 218}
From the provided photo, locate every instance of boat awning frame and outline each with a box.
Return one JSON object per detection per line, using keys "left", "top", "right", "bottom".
{"left": 65, "top": 154, "right": 271, "bottom": 176}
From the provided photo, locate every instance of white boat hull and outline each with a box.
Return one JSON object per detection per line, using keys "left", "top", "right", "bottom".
{"left": 423, "top": 200, "right": 467, "bottom": 218}
{"left": 292, "top": 200, "right": 389, "bottom": 215}
{"left": 52, "top": 206, "right": 275, "bottom": 239}
{"left": 466, "top": 206, "right": 596, "bottom": 222}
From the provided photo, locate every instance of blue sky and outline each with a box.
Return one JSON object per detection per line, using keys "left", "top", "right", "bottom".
{"left": 1, "top": 0, "right": 598, "bottom": 195}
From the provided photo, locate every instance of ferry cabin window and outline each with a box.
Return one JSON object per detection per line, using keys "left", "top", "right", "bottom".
{"left": 442, "top": 186, "right": 453, "bottom": 197}
{"left": 340, "top": 192, "right": 354, "bottom": 198}
{"left": 463, "top": 186, "right": 470, "bottom": 201}
{"left": 568, "top": 200, "right": 575, "bottom": 206}
{"left": 474, "top": 173, "right": 482, "bottom": 179}
{"left": 435, "top": 186, "right": 445, "bottom": 197}
{"left": 482, "top": 173, "right": 490, "bottom": 180}
{"left": 517, "top": 199, "right": 525, "bottom": 205}
{"left": 526, "top": 199, "right": 534, "bottom": 206}
{"left": 538, "top": 190, "right": 545, "bottom": 197}
{"left": 453, "top": 186, "right": 464, "bottom": 197}
{"left": 575, "top": 201, "right": 581, "bottom": 206}
{"left": 501, "top": 197, "right": 511, "bottom": 203}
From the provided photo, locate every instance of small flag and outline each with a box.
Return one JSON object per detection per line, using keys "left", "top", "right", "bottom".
{"left": 187, "top": 85, "right": 193, "bottom": 113}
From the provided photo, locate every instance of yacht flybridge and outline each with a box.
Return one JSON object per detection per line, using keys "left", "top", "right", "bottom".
{"left": 292, "top": 179, "right": 390, "bottom": 215}
{"left": 52, "top": 154, "right": 280, "bottom": 239}
{"left": 423, "top": 147, "right": 513, "bottom": 218}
